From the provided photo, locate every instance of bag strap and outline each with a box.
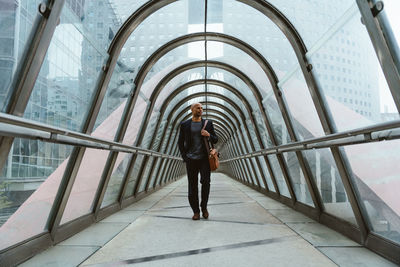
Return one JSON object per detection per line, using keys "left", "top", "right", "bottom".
{"left": 202, "top": 120, "right": 211, "bottom": 152}
{"left": 202, "top": 120, "right": 208, "bottom": 131}
{"left": 203, "top": 120, "right": 215, "bottom": 149}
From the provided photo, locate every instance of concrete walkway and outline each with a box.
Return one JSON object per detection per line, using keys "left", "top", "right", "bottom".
{"left": 21, "top": 173, "right": 396, "bottom": 266}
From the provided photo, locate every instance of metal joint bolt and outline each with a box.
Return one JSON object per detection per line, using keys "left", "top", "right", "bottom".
{"left": 306, "top": 64, "right": 313, "bottom": 72}
{"left": 38, "top": 3, "right": 51, "bottom": 18}
{"left": 371, "top": 1, "right": 384, "bottom": 17}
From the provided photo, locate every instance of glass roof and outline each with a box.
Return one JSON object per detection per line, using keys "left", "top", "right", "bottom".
{"left": 0, "top": 0, "right": 399, "bottom": 264}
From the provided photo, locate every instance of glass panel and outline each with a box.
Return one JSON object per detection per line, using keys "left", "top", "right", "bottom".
{"left": 138, "top": 157, "right": 155, "bottom": 192}
{"left": 121, "top": 97, "right": 147, "bottom": 145}
{"left": 344, "top": 141, "right": 400, "bottom": 244}
{"left": 266, "top": 0, "right": 354, "bottom": 49}
{"left": 214, "top": 0, "right": 298, "bottom": 79}
{"left": 155, "top": 159, "right": 169, "bottom": 185}
{"left": 279, "top": 68, "right": 325, "bottom": 139}
{"left": 253, "top": 110, "right": 273, "bottom": 148}
{"left": 60, "top": 148, "right": 108, "bottom": 224}
{"left": 268, "top": 154, "right": 290, "bottom": 197}
{"left": 142, "top": 43, "right": 203, "bottom": 88}
{"left": 0, "top": 0, "right": 42, "bottom": 111}
{"left": 250, "top": 158, "right": 262, "bottom": 188}
{"left": 207, "top": 67, "right": 259, "bottom": 108}
{"left": 308, "top": 8, "right": 400, "bottom": 132}
{"left": 383, "top": 0, "right": 400, "bottom": 47}
{"left": 262, "top": 94, "right": 291, "bottom": 146}
{"left": 304, "top": 148, "right": 356, "bottom": 224}
{"left": 208, "top": 42, "right": 272, "bottom": 98}
{"left": 136, "top": 156, "right": 150, "bottom": 193}
{"left": 101, "top": 153, "right": 131, "bottom": 208}
{"left": 149, "top": 158, "right": 162, "bottom": 188}
{"left": 112, "top": 0, "right": 148, "bottom": 25}
{"left": 93, "top": 63, "right": 132, "bottom": 134}
{"left": 123, "top": 154, "right": 144, "bottom": 198}
{"left": 257, "top": 156, "right": 276, "bottom": 192}
{"left": 283, "top": 152, "right": 314, "bottom": 207}
{"left": 0, "top": 139, "right": 71, "bottom": 250}
{"left": 23, "top": 2, "right": 112, "bottom": 131}
{"left": 120, "top": 0, "right": 196, "bottom": 86}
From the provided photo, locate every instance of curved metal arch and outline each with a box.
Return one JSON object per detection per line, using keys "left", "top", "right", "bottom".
{"left": 152, "top": 95, "right": 260, "bottom": 188}
{"left": 156, "top": 106, "right": 248, "bottom": 186}
{"left": 164, "top": 97, "right": 268, "bottom": 187}
{"left": 110, "top": 32, "right": 300, "bottom": 197}
{"left": 149, "top": 60, "right": 264, "bottom": 112}
{"left": 125, "top": 94, "right": 249, "bottom": 195}
{"left": 165, "top": 111, "right": 256, "bottom": 185}
{"left": 102, "top": 31, "right": 304, "bottom": 203}
{"left": 135, "top": 81, "right": 249, "bottom": 151}
{"left": 154, "top": 80, "right": 274, "bottom": 188}
{"left": 104, "top": 3, "right": 325, "bottom": 219}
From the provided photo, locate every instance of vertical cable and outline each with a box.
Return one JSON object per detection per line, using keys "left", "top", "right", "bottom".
{"left": 204, "top": 0, "right": 208, "bottom": 118}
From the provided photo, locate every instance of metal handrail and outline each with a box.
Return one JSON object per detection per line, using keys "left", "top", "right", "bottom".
{"left": 0, "top": 112, "right": 180, "bottom": 160}
{"left": 220, "top": 119, "right": 400, "bottom": 162}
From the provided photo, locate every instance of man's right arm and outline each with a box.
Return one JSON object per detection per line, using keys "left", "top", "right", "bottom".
{"left": 178, "top": 123, "right": 188, "bottom": 162}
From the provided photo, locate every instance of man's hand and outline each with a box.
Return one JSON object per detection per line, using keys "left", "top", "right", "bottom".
{"left": 201, "top": 129, "right": 210, "bottom": 137}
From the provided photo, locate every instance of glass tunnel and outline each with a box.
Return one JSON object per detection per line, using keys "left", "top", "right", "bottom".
{"left": 0, "top": 0, "right": 400, "bottom": 265}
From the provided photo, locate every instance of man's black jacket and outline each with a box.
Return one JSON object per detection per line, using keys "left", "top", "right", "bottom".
{"left": 178, "top": 118, "right": 218, "bottom": 162}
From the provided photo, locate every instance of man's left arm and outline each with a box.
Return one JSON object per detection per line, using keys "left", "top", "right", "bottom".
{"left": 208, "top": 120, "right": 218, "bottom": 144}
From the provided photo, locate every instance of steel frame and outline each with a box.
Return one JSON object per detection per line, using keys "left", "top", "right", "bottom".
{"left": 1, "top": 0, "right": 400, "bottom": 265}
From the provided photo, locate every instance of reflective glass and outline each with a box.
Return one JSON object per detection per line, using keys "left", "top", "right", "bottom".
{"left": 268, "top": 154, "right": 290, "bottom": 197}
{"left": 23, "top": 2, "right": 113, "bottom": 131}
{"left": 207, "top": 67, "right": 259, "bottom": 108}
{"left": 283, "top": 152, "right": 314, "bottom": 207}
{"left": 121, "top": 97, "right": 147, "bottom": 145}
{"left": 279, "top": 68, "right": 325, "bottom": 140}
{"left": 250, "top": 158, "right": 262, "bottom": 188}
{"left": 344, "top": 141, "right": 400, "bottom": 244}
{"left": 93, "top": 63, "right": 133, "bottom": 135}
{"left": 267, "top": 0, "right": 354, "bottom": 49}
{"left": 120, "top": 0, "right": 198, "bottom": 85}
{"left": 262, "top": 93, "right": 291, "bottom": 146}
{"left": 123, "top": 154, "right": 145, "bottom": 198}
{"left": 253, "top": 110, "right": 273, "bottom": 148}
{"left": 148, "top": 158, "right": 162, "bottom": 188}
{"left": 212, "top": 0, "right": 298, "bottom": 79}
{"left": 138, "top": 157, "right": 156, "bottom": 192}
{"left": 101, "top": 153, "right": 131, "bottom": 208}
{"left": 384, "top": 0, "right": 400, "bottom": 48}
{"left": 137, "top": 156, "right": 152, "bottom": 193}
{"left": 257, "top": 156, "right": 276, "bottom": 192}
{"left": 148, "top": 68, "right": 205, "bottom": 103}
{"left": 308, "top": 8, "right": 399, "bottom": 132}
{"left": 142, "top": 43, "right": 204, "bottom": 87}
{"left": 0, "top": 139, "right": 71, "bottom": 250}
{"left": 0, "top": 0, "right": 42, "bottom": 111}
{"left": 303, "top": 148, "right": 356, "bottom": 225}
{"left": 60, "top": 95, "right": 146, "bottom": 223}
{"left": 111, "top": 0, "right": 148, "bottom": 25}
{"left": 60, "top": 148, "right": 108, "bottom": 224}
{"left": 208, "top": 42, "right": 272, "bottom": 98}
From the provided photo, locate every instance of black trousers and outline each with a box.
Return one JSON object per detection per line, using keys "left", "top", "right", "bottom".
{"left": 185, "top": 158, "right": 210, "bottom": 214}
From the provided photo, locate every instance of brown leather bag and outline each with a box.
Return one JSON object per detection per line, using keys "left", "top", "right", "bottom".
{"left": 202, "top": 120, "right": 219, "bottom": 171}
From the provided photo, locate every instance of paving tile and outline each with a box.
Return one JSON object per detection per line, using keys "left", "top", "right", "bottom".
{"left": 59, "top": 222, "right": 128, "bottom": 246}
{"left": 20, "top": 245, "right": 99, "bottom": 267}
{"left": 318, "top": 247, "right": 397, "bottom": 267}
{"left": 268, "top": 208, "right": 315, "bottom": 223}
{"left": 101, "top": 210, "right": 145, "bottom": 223}
{"left": 286, "top": 222, "right": 360, "bottom": 247}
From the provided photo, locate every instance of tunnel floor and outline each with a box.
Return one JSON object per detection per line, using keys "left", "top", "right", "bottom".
{"left": 21, "top": 173, "right": 395, "bottom": 266}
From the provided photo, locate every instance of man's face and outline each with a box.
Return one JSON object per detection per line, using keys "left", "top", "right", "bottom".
{"left": 192, "top": 104, "right": 203, "bottom": 116}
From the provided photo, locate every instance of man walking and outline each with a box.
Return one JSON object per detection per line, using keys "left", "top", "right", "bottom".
{"left": 178, "top": 103, "right": 218, "bottom": 220}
